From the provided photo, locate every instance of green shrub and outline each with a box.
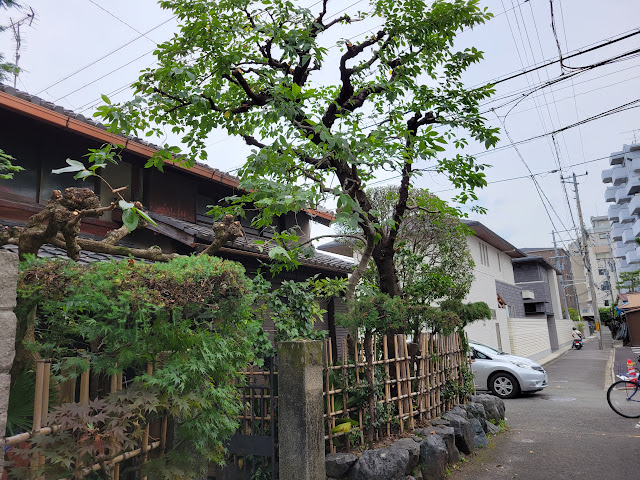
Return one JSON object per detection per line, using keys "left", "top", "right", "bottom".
{"left": 13, "top": 255, "right": 262, "bottom": 478}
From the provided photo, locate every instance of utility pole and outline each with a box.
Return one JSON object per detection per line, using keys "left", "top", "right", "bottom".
{"left": 567, "top": 173, "right": 604, "bottom": 350}
{"left": 552, "top": 230, "right": 571, "bottom": 320}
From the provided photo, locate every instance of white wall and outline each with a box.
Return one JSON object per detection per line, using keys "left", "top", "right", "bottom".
{"left": 555, "top": 317, "right": 577, "bottom": 348}
{"left": 464, "top": 235, "right": 515, "bottom": 353}
{"left": 507, "top": 317, "right": 552, "bottom": 362}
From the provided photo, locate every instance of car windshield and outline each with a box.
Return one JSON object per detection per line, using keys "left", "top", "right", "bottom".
{"left": 471, "top": 343, "right": 504, "bottom": 357}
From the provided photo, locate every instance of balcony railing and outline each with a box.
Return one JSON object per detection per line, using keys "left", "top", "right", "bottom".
{"left": 602, "top": 168, "right": 614, "bottom": 183}
{"left": 613, "top": 165, "right": 628, "bottom": 186}
{"left": 605, "top": 186, "right": 617, "bottom": 203}
{"left": 610, "top": 150, "right": 625, "bottom": 166}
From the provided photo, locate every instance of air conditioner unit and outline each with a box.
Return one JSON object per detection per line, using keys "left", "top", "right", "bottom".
{"left": 522, "top": 290, "right": 535, "bottom": 300}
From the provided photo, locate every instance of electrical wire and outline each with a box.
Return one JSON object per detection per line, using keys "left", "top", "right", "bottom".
{"left": 34, "top": 15, "right": 175, "bottom": 95}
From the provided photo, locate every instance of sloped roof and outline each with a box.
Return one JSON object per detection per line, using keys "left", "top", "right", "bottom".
{"left": 462, "top": 220, "right": 526, "bottom": 258}
{"left": 1, "top": 243, "right": 154, "bottom": 265}
{"left": 617, "top": 293, "right": 640, "bottom": 312}
{"left": 150, "top": 213, "right": 354, "bottom": 273}
{"left": 512, "top": 255, "right": 562, "bottom": 274}
{"left": 0, "top": 84, "right": 334, "bottom": 226}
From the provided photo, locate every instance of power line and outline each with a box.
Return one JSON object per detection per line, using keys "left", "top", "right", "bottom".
{"left": 86, "top": 0, "right": 157, "bottom": 44}
{"left": 34, "top": 15, "right": 175, "bottom": 95}
{"left": 488, "top": 29, "right": 640, "bottom": 87}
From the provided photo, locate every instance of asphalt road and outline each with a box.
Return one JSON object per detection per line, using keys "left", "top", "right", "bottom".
{"left": 450, "top": 333, "right": 640, "bottom": 480}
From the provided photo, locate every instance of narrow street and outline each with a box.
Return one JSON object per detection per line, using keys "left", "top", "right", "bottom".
{"left": 451, "top": 332, "right": 640, "bottom": 480}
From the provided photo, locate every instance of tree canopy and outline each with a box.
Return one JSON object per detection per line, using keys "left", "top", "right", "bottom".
{"left": 97, "top": 0, "right": 499, "bottom": 299}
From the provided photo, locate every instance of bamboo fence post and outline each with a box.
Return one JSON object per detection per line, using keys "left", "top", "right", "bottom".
{"left": 30, "top": 360, "right": 45, "bottom": 479}
{"left": 323, "top": 339, "right": 334, "bottom": 453}
{"left": 79, "top": 366, "right": 90, "bottom": 405}
{"left": 392, "top": 335, "right": 403, "bottom": 433}
{"left": 354, "top": 338, "right": 364, "bottom": 447}
{"left": 402, "top": 337, "right": 414, "bottom": 430}
{"left": 382, "top": 335, "right": 390, "bottom": 437}
{"left": 341, "top": 339, "right": 350, "bottom": 452}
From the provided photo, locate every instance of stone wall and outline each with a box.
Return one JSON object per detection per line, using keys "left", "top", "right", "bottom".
{"left": 0, "top": 250, "right": 18, "bottom": 470}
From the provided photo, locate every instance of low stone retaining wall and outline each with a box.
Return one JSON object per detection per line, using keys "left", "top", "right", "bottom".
{"left": 325, "top": 394, "right": 506, "bottom": 480}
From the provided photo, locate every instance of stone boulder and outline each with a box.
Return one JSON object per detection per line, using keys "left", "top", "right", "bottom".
{"left": 429, "top": 418, "right": 450, "bottom": 428}
{"left": 388, "top": 437, "right": 421, "bottom": 474}
{"left": 428, "top": 426, "right": 460, "bottom": 464}
{"left": 442, "top": 413, "right": 474, "bottom": 455}
{"left": 486, "top": 421, "right": 501, "bottom": 435}
{"left": 469, "top": 417, "right": 488, "bottom": 448}
{"left": 349, "top": 446, "right": 409, "bottom": 480}
{"left": 419, "top": 434, "right": 448, "bottom": 480}
{"left": 447, "top": 405, "right": 468, "bottom": 420}
{"left": 326, "top": 453, "right": 358, "bottom": 478}
{"left": 461, "top": 402, "right": 488, "bottom": 432}
{"left": 471, "top": 394, "right": 506, "bottom": 422}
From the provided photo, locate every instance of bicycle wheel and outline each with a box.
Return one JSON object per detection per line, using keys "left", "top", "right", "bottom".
{"left": 607, "top": 380, "right": 640, "bottom": 418}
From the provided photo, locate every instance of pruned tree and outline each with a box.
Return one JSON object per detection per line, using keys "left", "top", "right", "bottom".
{"left": 617, "top": 269, "right": 640, "bottom": 293}
{"left": 97, "top": 0, "right": 499, "bottom": 300}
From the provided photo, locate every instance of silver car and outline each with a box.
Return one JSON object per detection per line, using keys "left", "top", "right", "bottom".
{"left": 469, "top": 342, "right": 548, "bottom": 399}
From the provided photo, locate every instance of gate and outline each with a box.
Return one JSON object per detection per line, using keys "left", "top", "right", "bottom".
{"left": 214, "top": 357, "right": 278, "bottom": 480}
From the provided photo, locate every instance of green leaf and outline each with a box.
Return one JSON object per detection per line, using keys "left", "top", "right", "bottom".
{"left": 132, "top": 207, "right": 158, "bottom": 226}
{"left": 119, "top": 200, "right": 134, "bottom": 210}
{"left": 51, "top": 159, "right": 86, "bottom": 174}
{"left": 268, "top": 246, "right": 290, "bottom": 260}
{"left": 101, "top": 94, "right": 111, "bottom": 105}
{"left": 122, "top": 208, "right": 139, "bottom": 232}
{"left": 73, "top": 170, "right": 93, "bottom": 180}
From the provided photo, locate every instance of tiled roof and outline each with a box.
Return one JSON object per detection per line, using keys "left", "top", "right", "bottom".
{"left": 1, "top": 243, "right": 154, "bottom": 265}
{"left": 0, "top": 84, "right": 237, "bottom": 184}
{"left": 150, "top": 212, "right": 353, "bottom": 273}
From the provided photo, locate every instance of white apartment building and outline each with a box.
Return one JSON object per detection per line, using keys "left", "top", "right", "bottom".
{"left": 602, "top": 141, "right": 640, "bottom": 284}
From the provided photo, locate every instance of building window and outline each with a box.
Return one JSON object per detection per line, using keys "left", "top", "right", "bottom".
{"left": 479, "top": 243, "right": 490, "bottom": 267}
{"left": 598, "top": 268, "right": 608, "bottom": 276}
{"left": 490, "top": 309, "right": 497, "bottom": 319}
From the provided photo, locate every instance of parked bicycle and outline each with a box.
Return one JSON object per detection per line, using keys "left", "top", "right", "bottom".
{"left": 607, "top": 355, "right": 640, "bottom": 418}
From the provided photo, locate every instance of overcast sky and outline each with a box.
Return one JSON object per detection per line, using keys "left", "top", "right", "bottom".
{"left": 2, "top": 0, "right": 639, "bottom": 252}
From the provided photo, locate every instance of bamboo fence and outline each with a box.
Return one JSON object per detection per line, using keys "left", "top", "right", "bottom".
{"left": 323, "top": 331, "right": 470, "bottom": 453}
{"left": 4, "top": 359, "right": 167, "bottom": 479}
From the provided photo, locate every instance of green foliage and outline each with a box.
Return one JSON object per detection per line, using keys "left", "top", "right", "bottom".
{"left": 96, "top": 0, "right": 499, "bottom": 296}
{"left": 5, "top": 369, "right": 34, "bottom": 436}
{"left": 14, "top": 255, "right": 263, "bottom": 477}
{"left": 0, "top": 147, "right": 23, "bottom": 180}
{"left": 252, "top": 273, "right": 346, "bottom": 345}
{"left": 617, "top": 269, "right": 640, "bottom": 293}
{"left": 50, "top": 143, "right": 157, "bottom": 231}
{"left": 337, "top": 293, "right": 406, "bottom": 334}
{"left": 338, "top": 186, "right": 474, "bottom": 311}
{"left": 440, "top": 364, "right": 474, "bottom": 402}
{"left": 568, "top": 307, "right": 580, "bottom": 322}
{"left": 599, "top": 307, "right": 614, "bottom": 325}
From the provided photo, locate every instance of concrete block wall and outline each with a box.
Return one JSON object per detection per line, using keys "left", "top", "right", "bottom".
{"left": 0, "top": 250, "right": 18, "bottom": 470}
{"left": 507, "top": 317, "right": 552, "bottom": 362}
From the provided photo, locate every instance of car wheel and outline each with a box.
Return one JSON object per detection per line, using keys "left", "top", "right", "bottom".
{"left": 489, "top": 372, "right": 521, "bottom": 399}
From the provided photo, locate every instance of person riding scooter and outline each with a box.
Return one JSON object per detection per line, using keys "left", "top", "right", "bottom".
{"left": 572, "top": 327, "right": 583, "bottom": 349}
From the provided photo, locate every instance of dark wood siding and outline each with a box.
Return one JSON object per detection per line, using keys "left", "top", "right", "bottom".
{"left": 146, "top": 169, "right": 196, "bottom": 222}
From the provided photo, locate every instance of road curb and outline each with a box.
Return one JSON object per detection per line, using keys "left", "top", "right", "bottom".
{"left": 604, "top": 340, "right": 618, "bottom": 390}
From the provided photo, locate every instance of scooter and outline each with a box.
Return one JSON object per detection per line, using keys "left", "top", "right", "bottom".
{"left": 573, "top": 338, "right": 583, "bottom": 350}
